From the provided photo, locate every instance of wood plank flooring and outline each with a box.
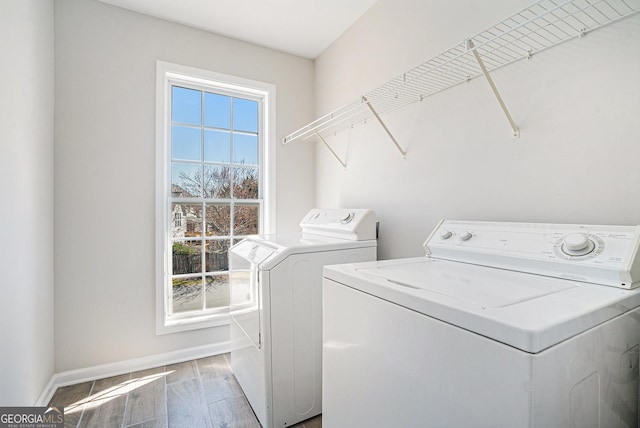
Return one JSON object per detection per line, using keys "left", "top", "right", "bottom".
{"left": 48, "top": 353, "right": 322, "bottom": 428}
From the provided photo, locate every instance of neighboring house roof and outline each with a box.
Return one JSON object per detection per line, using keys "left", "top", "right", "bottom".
{"left": 171, "top": 184, "right": 195, "bottom": 198}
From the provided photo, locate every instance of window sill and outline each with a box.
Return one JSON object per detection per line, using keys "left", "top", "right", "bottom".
{"left": 157, "top": 312, "right": 230, "bottom": 335}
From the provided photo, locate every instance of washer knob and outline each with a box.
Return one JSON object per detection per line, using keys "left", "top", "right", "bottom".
{"left": 340, "top": 212, "right": 355, "bottom": 224}
{"left": 561, "top": 233, "right": 596, "bottom": 257}
{"left": 563, "top": 233, "right": 589, "bottom": 251}
{"left": 460, "top": 231, "right": 472, "bottom": 241}
{"left": 439, "top": 230, "right": 452, "bottom": 239}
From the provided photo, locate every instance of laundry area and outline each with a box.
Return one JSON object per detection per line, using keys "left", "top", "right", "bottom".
{"left": 2, "top": 0, "right": 640, "bottom": 427}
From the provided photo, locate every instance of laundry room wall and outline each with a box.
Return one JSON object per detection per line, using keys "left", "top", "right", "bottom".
{"left": 54, "top": 0, "right": 314, "bottom": 373}
{"left": 313, "top": 0, "right": 640, "bottom": 260}
{"left": 0, "top": 0, "right": 55, "bottom": 405}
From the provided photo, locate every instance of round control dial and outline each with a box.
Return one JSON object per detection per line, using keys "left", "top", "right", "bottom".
{"left": 560, "top": 233, "right": 596, "bottom": 257}
{"left": 460, "top": 231, "right": 472, "bottom": 241}
{"left": 439, "top": 230, "right": 452, "bottom": 240}
{"left": 340, "top": 212, "right": 355, "bottom": 224}
{"left": 563, "top": 233, "right": 590, "bottom": 251}
{"left": 553, "top": 233, "right": 604, "bottom": 260}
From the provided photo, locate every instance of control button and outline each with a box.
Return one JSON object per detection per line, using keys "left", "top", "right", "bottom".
{"left": 460, "top": 231, "right": 472, "bottom": 241}
{"left": 563, "top": 233, "right": 589, "bottom": 251}
{"left": 561, "top": 233, "right": 595, "bottom": 256}
{"left": 340, "top": 212, "right": 355, "bottom": 224}
{"left": 439, "top": 230, "right": 452, "bottom": 240}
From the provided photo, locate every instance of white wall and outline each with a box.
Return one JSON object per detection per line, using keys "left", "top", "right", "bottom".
{"left": 0, "top": 1, "right": 55, "bottom": 405}
{"left": 315, "top": 0, "right": 640, "bottom": 260}
{"left": 54, "top": 0, "right": 315, "bottom": 372}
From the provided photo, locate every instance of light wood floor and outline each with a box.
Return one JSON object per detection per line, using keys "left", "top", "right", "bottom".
{"left": 48, "top": 353, "right": 322, "bottom": 428}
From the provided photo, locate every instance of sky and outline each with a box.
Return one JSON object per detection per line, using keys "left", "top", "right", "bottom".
{"left": 170, "top": 86, "right": 259, "bottom": 192}
{"left": 171, "top": 86, "right": 258, "bottom": 165}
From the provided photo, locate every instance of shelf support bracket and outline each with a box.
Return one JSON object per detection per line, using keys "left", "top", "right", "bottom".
{"left": 314, "top": 131, "right": 347, "bottom": 169}
{"left": 362, "top": 96, "right": 407, "bottom": 159}
{"left": 467, "top": 39, "right": 520, "bottom": 139}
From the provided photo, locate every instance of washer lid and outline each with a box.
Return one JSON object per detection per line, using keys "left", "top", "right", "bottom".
{"left": 362, "top": 261, "right": 575, "bottom": 308}
{"left": 324, "top": 258, "right": 640, "bottom": 353}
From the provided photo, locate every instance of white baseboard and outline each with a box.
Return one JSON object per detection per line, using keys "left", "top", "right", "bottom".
{"left": 36, "top": 376, "right": 58, "bottom": 408}
{"left": 35, "top": 341, "right": 230, "bottom": 406}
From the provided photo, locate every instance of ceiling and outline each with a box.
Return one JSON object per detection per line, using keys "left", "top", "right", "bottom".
{"left": 98, "top": 0, "right": 379, "bottom": 59}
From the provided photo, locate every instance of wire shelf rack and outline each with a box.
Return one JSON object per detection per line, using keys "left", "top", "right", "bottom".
{"left": 282, "top": 0, "right": 640, "bottom": 156}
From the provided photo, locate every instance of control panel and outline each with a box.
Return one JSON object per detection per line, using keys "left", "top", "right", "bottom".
{"left": 424, "top": 220, "right": 640, "bottom": 289}
{"left": 300, "top": 209, "right": 377, "bottom": 241}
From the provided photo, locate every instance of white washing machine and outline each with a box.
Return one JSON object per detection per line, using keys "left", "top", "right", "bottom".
{"left": 229, "top": 208, "right": 377, "bottom": 428}
{"left": 323, "top": 220, "right": 640, "bottom": 428}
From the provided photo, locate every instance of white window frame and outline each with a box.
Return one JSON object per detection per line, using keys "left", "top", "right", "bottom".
{"left": 156, "top": 61, "right": 276, "bottom": 334}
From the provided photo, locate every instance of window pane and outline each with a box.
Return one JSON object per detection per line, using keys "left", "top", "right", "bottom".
{"left": 172, "top": 126, "right": 201, "bottom": 161}
{"left": 234, "top": 205, "right": 259, "bottom": 236}
{"left": 206, "top": 240, "right": 230, "bottom": 272}
{"left": 172, "top": 163, "right": 202, "bottom": 198}
{"left": 205, "top": 204, "right": 231, "bottom": 237}
{"left": 233, "top": 98, "right": 258, "bottom": 132}
{"left": 172, "top": 276, "right": 203, "bottom": 313}
{"left": 163, "top": 71, "right": 266, "bottom": 326}
{"left": 172, "top": 241, "right": 202, "bottom": 275}
{"left": 204, "top": 93, "right": 230, "bottom": 129}
{"left": 172, "top": 87, "right": 201, "bottom": 125}
{"left": 171, "top": 203, "right": 202, "bottom": 238}
{"left": 205, "top": 274, "right": 230, "bottom": 309}
{"left": 233, "top": 167, "right": 258, "bottom": 199}
{"left": 204, "top": 130, "right": 230, "bottom": 163}
{"left": 203, "top": 165, "right": 231, "bottom": 198}
{"left": 233, "top": 134, "right": 258, "bottom": 165}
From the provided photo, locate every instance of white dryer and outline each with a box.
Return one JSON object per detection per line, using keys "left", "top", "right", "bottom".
{"left": 229, "top": 208, "right": 377, "bottom": 428}
{"left": 323, "top": 220, "right": 640, "bottom": 428}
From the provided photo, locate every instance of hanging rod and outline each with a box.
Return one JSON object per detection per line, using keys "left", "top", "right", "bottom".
{"left": 282, "top": 0, "right": 640, "bottom": 147}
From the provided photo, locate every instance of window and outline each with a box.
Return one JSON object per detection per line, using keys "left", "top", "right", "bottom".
{"left": 156, "top": 62, "right": 275, "bottom": 333}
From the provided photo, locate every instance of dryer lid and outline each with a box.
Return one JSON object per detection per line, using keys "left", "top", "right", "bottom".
{"left": 230, "top": 239, "right": 277, "bottom": 265}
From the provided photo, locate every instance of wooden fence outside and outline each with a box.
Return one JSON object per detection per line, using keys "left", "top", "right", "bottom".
{"left": 173, "top": 252, "right": 228, "bottom": 275}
